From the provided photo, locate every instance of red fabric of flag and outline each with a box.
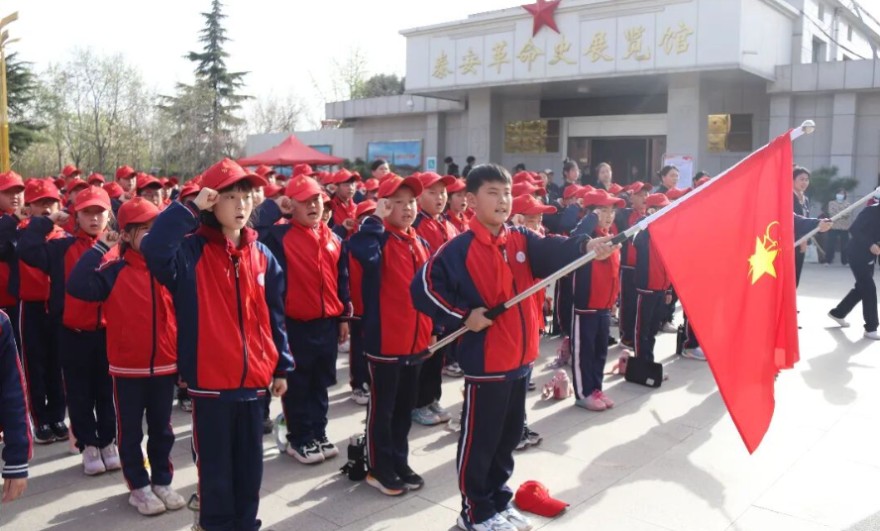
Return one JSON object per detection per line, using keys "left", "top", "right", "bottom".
{"left": 648, "top": 132, "right": 799, "bottom": 453}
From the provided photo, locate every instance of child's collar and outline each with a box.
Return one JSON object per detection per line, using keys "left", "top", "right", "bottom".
{"left": 468, "top": 217, "right": 508, "bottom": 247}
{"left": 196, "top": 224, "right": 257, "bottom": 250}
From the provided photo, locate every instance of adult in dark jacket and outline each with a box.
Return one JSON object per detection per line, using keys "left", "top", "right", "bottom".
{"left": 828, "top": 202, "right": 880, "bottom": 339}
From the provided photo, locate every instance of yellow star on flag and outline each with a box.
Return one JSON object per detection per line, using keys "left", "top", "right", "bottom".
{"left": 748, "top": 221, "right": 780, "bottom": 285}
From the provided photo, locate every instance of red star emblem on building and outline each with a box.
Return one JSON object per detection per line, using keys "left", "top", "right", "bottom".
{"left": 522, "top": 0, "right": 561, "bottom": 37}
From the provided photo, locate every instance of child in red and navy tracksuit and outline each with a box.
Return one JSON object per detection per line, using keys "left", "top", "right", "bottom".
{"left": 615, "top": 182, "right": 651, "bottom": 348}
{"left": 346, "top": 200, "right": 378, "bottom": 406}
{"left": 570, "top": 190, "right": 622, "bottom": 412}
{"left": 67, "top": 197, "right": 185, "bottom": 516}
{"left": 411, "top": 172, "right": 459, "bottom": 426}
{"left": 350, "top": 175, "right": 432, "bottom": 497}
{"left": 252, "top": 174, "right": 351, "bottom": 465}
{"left": 633, "top": 193, "right": 673, "bottom": 363}
{"left": 3, "top": 180, "right": 69, "bottom": 445}
{"left": 19, "top": 186, "right": 121, "bottom": 475}
{"left": 0, "top": 172, "right": 25, "bottom": 352}
{"left": 142, "top": 159, "right": 292, "bottom": 531}
{"left": 0, "top": 309, "right": 31, "bottom": 504}
{"left": 328, "top": 168, "right": 360, "bottom": 235}
{"left": 412, "top": 164, "right": 614, "bottom": 531}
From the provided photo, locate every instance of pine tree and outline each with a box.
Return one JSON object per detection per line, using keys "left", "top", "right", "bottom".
{"left": 5, "top": 52, "right": 44, "bottom": 157}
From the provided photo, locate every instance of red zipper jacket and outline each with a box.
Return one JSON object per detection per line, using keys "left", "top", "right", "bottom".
{"left": 570, "top": 226, "right": 620, "bottom": 311}
{"left": 141, "top": 202, "right": 293, "bottom": 399}
{"left": 634, "top": 224, "right": 671, "bottom": 292}
{"left": 411, "top": 217, "right": 588, "bottom": 380}
{"left": 413, "top": 210, "right": 459, "bottom": 253}
{"left": 18, "top": 216, "right": 118, "bottom": 329}
{"left": 252, "top": 201, "right": 351, "bottom": 322}
{"left": 349, "top": 216, "right": 432, "bottom": 361}
{"left": 329, "top": 196, "right": 356, "bottom": 235}
{"left": 67, "top": 245, "right": 177, "bottom": 377}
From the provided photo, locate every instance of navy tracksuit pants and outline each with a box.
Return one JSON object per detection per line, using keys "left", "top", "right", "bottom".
{"left": 283, "top": 317, "right": 338, "bottom": 447}
{"left": 635, "top": 290, "right": 666, "bottom": 363}
{"left": 457, "top": 374, "right": 527, "bottom": 525}
{"left": 112, "top": 374, "right": 176, "bottom": 490}
{"left": 619, "top": 267, "right": 637, "bottom": 344}
{"left": 61, "top": 327, "right": 115, "bottom": 451}
{"left": 365, "top": 359, "right": 421, "bottom": 478}
{"left": 416, "top": 339, "right": 444, "bottom": 409}
{"left": 348, "top": 319, "right": 370, "bottom": 391}
{"left": 20, "top": 302, "right": 65, "bottom": 426}
{"left": 831, "top": 253, "right": 878, "bottom": 332}
{"left": 554, "top": 276, "right": 573, "bottom": 337}
{"left": 2, "top": 304, "right": 20, "bottom": 354}
{"left": 681, "top": 314, "right": 700, "bottom": 350}
{"left": 192, "top": 397, "right": 264, "bottom": 531}
{"left": 571, "top": 311, "right": 610, "bottom": 399}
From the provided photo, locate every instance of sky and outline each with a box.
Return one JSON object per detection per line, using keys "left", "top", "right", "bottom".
{"left": 6, "top": 0, "right": 880, "bottom": 129}
{"left": 3, "top": 0, "right": 519, "bottom": 127}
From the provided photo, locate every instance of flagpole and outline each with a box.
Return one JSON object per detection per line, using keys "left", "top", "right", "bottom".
{"left": 793, "top": 186, "right": 880, "bottom": 246}
{"left": 419, "top": 121, "right": 817, "bottom": 358}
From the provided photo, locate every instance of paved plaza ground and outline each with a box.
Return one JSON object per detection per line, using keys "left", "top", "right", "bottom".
{"left": 2, "top": 263, "right": 878, "bottom": 531}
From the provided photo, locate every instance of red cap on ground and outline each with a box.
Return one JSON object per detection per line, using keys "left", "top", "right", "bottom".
{"left": 118, "top": 197, "right": 160, "bottom": 229}
{"left": 515, "top": 481, "right": 569, "bottom": 517}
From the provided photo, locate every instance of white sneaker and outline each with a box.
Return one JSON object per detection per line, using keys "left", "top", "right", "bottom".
{"left": 338, "top": 340, "right": 350, "bottom": 354}
{"left": 681, "top": 347, "right": 707, "bottom": 361}
{"left": 82, "top": 446, "right": 106, "bottom": 476}
{"left": 351, "top": 386, "right": 370, "bottom": 406}
{"left": 428, "top": 401, "right": 452, "bottom": 422}
{"left": 828, "top": 312, "right": 851, "bottom": 328}
{"left": 660, "top": 322, "right": 678, "bottom": 334}
{"left": 129, "top": 485, "right": 166, "bottom": 516}
{"left": 101, "top": 443, "right": 122, "bottom": 471}
{"left": 500, "top": 506, "right": 533, "bottom": 531}
{"left": 865, "top": 331, "right": 880, "bottom": 340}
{"left": 152, "top": 484, "right": 186, "bottom": 510}
{"left": 287, "top": 441, "right": 325, "bottom": 464}
{"left": 457, "top": 513, "right": 517, "bottom": 531}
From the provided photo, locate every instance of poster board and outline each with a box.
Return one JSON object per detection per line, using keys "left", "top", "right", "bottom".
{"left": 367, "top": 140, "right": 423, "bottom": 172}
{"left": 662, "top": 154, "right": 695, "bottom": 188}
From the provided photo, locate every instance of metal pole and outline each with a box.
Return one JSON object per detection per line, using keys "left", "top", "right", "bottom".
{"left": 0, "top": 43, "right": 9, "bottom": 173}
{"left": 422, "top": 122, "right": 818, "bottom": 356}
{"left": 794, "top": 186, "right": 880, "bottom": 247}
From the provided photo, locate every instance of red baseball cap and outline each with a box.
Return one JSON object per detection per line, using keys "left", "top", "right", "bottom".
{"left": 379, "top": 172, "right": 398, "bottom": 184}
{"left": 512, "top": 171, "right": 542, "bottom": 186}
{"left": 169, "top": 177, "right": 180, "bottom": 186}
{"left": 695, "top": 176, "right": 711, "bottom": 187}
{"left": 563, "top": 185, "right": 583, "bottom": 200}
{"left": 321, "top": 192, "right": 332, "bottom": 204}
{"left": 355, "top": 200, "right": 377, "bottom": 218}
{"left": 74, "top": 186, "right": 111, "bottom": 211}
{"left": 61, "top": 164, "right": 81, "bottom": 179}
{"left": 136, "top": 173, "right": 161, "bottom": 191}
{"left": 115, "top": 165, "right": 136, "bottom": 180}
{"left": 512, "top": 181, "right": 546, "bottom": 198}
{"left": 274, "top": 172, "right": 289, "bottom": 182}
{"left": 330, "top": 168, "right": 360, "bottom": 184}
{"left": 447, "top": 178, "right": 466, "bottom": 194}
{"left": 627, "top": 181, "right": 653, "bottom": 194}
{"left": 665, "top": 187, "right": 691, "bottom": 200}
{"left": 0, "top": 171, "right": 25, "bottom": 192}
{"left": 582, "top": 189, "right": 625, "bottom": 208}
{"left": 417, "top": 172, "right": 455, "bottom": 190}
{"left": 201, "top": 158, "right": 268, "bottom": 191}
{"left": 575, "top": 185, "right": 597, "bottom": 199}
{"left": 159, "top": 177, "right": 172, "bottom": 188}
{"left": 512, "top": 194, "right": 556, "bottom": 216}
{"left": 378, "top": 175, "right": 423, "bottom": 199}
{"left": 264, "top": 183, "right": 284, "bottom": 198}
{"left": 54, "top": 178, "right": 66, "bottom": 190}
{"left": 67, "top": 178, "right": 89, "bottom": 193}
{"left": 646, "top": 193, "right": 671, "bottom": 208}
{"left": 255, "top": 165, "right": 277, "bottom": 178}
{"left": 25, "top": 179, "right": 61, "bottom": 204}
{"left": 293, "top": 164, "right": 316, "bottom": 177}
{"left": 608, "top": 183, "right": 624, "bottom": 195}
{"left": 190, "top": 174, "right": 203, "bottom": 186}
{"left": 87, "top": 173, "right": 106, "bottom": 185}
{"left": 102, "top": 182, "right": 124, "bottom": 199}
{"left": 515, "top": 481, "right": 569, "bottom": 517}
{"left": 285, "top": 176, "right": 324, "bottom": 202}
{"left": 179, "top": 182, "right": 201, "bottom": 201}
{"left": 118, "top": 197, "right": 160, "bottom": 229}
{"left": 363, "top": 178, "right": 380, "bottom": 192}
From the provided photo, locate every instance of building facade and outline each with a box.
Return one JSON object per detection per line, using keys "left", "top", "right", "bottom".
{"left": 246, "top": 0, "right": 880, "bottom": 196}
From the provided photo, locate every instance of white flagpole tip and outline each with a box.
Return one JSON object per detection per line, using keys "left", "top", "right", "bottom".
{"left": 800, "top": 120, "right": 816, "bottom": 135}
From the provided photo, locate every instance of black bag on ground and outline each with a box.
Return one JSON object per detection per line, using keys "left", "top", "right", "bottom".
{"left": 675, "top": 324, "right": 686, "bottom": 356}
{"left": 624, "top": 356, "right": 663, "bottom": 388}
{"left": 340, "top": 434, "right": 367, "bottom": 481}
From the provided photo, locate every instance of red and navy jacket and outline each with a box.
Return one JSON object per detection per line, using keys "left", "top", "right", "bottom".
{"left": 0, "top": 310, "right": 32, "bottom": 479}
{"left": 848, "top": 204, "right": 880, "bottom": 262}
{"left": 348, "top": 216, "right": 432, "bottom": 361}
{"left": 613, "top": 208, "right": 644, "bottom": 268}
{"left": 67, "top": 245, "right": 178, "bottom": 378}
{"left": 570, "top": 224, "right": 620, "bottom": 312}
{"left": 542, "top": 203, "right": 581, "bottom": 236}
{"left": 141, "top": 202, "right": 293, "bottom": 400}
{"left": 445, "top": 211, "right": 469, "bottom": 234}
{"left": 14, "top": 218, "right": 65, "bottom": 302}
{"left": 18, "top": 217, "right": 119, "bottom": 329}
{"left": 411, "top": 217, "right": 588, "bottom": 380}
{"left": 0, "top": 213, "right": 18, "bottom": 308}
{"left": 633, "top": 225, "right": 671, "bottom": 292}
{"left": 413, "top": 210, "right": 459, "bottom": 252}
{"left": 252, "top": 200, "right": 351, "bottom": 322}
{"left": 329, "top": 196, "right": 356, "bottom": 234}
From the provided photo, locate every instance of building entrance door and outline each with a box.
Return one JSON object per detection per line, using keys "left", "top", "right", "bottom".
{"left": 566, "top": 136, "right": 666, "bottom": 186}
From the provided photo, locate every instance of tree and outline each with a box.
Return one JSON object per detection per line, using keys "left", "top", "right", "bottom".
{"left": 313, "top": 46, "right": 369, "bottom": 103}
{"left": 358, "top": 74, "right": 405, "bottom": 99}
{"left": 805, "top": 166, "right": 859, "bottom": 209}
{"left": 247, "top": 94, "right": 304, "bottom": 134}
{"left": 5, "top": 52, "right": 44, "bottom": 157}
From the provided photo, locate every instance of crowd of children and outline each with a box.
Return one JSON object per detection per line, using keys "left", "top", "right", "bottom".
{"left": 0, "top": 155, "right": 863, "bottom": 531}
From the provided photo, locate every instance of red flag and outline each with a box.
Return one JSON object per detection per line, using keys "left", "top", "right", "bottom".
{"left": 648, "top": 132, "right": 799, "bottom": 453}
